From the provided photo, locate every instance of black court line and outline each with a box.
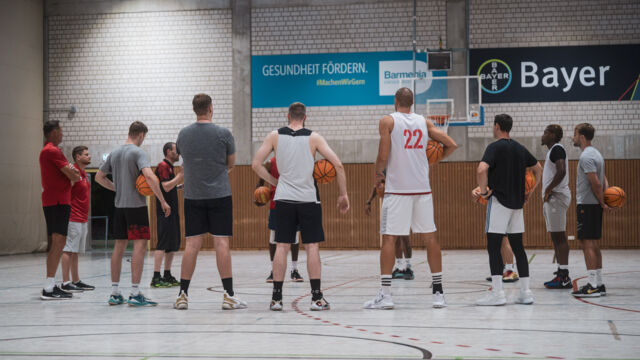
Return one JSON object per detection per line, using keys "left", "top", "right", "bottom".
{"left": 0, "top": 330, "right": 432, "bottom": 359}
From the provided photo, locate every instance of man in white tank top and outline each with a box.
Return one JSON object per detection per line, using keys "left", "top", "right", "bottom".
{"left": 364, "top": 88, "right": 457, "bottom": 310}
{"left": 540, "top": 125, "right": 573, "bottom": 289}
{"left": 252, "top": 102, "right": 350, "bottom": 311}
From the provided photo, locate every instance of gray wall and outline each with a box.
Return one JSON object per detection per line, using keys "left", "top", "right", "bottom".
{"left": 0, "top": 0, "right": 46, "bottom": 254}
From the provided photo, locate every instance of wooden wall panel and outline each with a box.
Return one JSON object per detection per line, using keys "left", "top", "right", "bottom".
{"left": 149, "top": 160, "right": 640, "bottom": 250}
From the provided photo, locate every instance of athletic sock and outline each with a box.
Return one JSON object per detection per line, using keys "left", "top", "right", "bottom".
{"left": 310, "top": 279, "right": 322, "bottom": 301}
{"left": 431, "top": 272, "right": 443, "bottom": 294}
{"left": 163, "top": 270, "right": 171, "bottom": 278}
{"left": 180, "top": 279, "right": 190, "bottom": 296}
{"left": 63, "top": 281, "right": 71, "bottom": 286}
{"left": 395, "top": 258, "right": 403, "bottom": 270}
{"left": 405, "top": 258, "right": 411, "bottom": 269}
{"left": 131, "top": 284, "right": 140, "bottom": 296}
{"left": 520, "top": 277, "right": 530, "bottom": 292}
{"left": 44, "top": 277, "right": 55, "bottom": 292}
{"left": 505, "top": 263, "right": 515, "bottom": 272}
{"left": 153, "top": 271, "right": 161, "bottom": 279}
{"left": 272, "top": 281, "right": 283, "bottom": 301}
{"left": 491, "top": 275, "right": 503, "bottom": 292}
{"left": 558, "top": 264, "right": 568, "bottom": 270}
{"left": 381, "top": 275, "right": 392, "bottom": 295}
{"left": 111, "top": 282, "right": 120, "bottom": 296}
{"left": 222, "top": 277, "right": 234, "bottom": 296}
{"left": 588, "top": 270, "right": 598, "bottom": 287}
{"left": 596, "top": 268, "right": 603, "bottom": 286}
{"left": 291, "top": 261, "right": 298, "bottom": 271}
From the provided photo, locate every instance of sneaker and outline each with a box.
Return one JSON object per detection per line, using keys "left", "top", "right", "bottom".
{"left": 363, "top": 289, "right": 394, "bottom": 309}
{"left": 502, "top": 270, "right": 519, "bottom": 283}
{"left": 162, "top": 275, "right": 180, "bottom": 287}
{"left": 108, "top": 293, "right": 125, "bottom": 305}
{"left": 432, "top": 292, "right": 447, "bottom": 308}
{"left": 41, "top": 285, "right": 72, "bottom": 300}
{"left": 127, "top": 293, "right": 158, "bottom": 307}
{"left": 61, "top": 282, "right": 84, "bottom": 293}
{"left": 266, "top": 271, "right": 274, "bottom": 283}
{"left": 599, "top": 284, "right": 606, "bottom": 296}
{"left": 222, "top": 292, "right": 248, "bottom": 310}
{"left": 174, "top": 291, "right": 188, "bottom": 310}
{"left": 572, "top": 283, "right": 602, "bottom": 298}
{"left": 403, "top": 268, "right": 415, "bottom": 280}
{"left": 392, "top": 268, "right": 404, "bottom": 279}
{"left": 515, "top": 289, "right": 534, "bottom": 304}
{"left": 544, "top": 271, "right": 572, "bottom": 289}
{"left": 310, "top": 297, "right": 330, "bottom": 311}
{"left": 73, "top": 281, "right": 95, "bottom": 291}
{"left": 150, "top": 277, "right": 169, "bottom": 288}
{"left": 476, "top": 289, "right": 506, "bottom": 306}
{"left": 290, "top": 269, "right": 304, "bottom": 282}
{"left": 270, "top": 299, "right": 283, "bottom": 311}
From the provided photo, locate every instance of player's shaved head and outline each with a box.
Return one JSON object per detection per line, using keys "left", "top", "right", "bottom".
{"left": 395, "top": 87, "right": 414, "bottom": 108}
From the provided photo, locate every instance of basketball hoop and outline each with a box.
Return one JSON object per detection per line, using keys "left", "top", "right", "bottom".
{"left": 428, "top": 114, "right": 450, "bottom": 132}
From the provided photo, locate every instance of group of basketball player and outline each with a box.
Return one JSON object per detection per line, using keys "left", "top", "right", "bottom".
{"left": 39, "top": 88, "right": 611, "bottom": 310}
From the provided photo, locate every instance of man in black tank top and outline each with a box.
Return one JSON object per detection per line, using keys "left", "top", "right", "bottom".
{"left": 252, "top": 102, "right": 350, "bottom": 312}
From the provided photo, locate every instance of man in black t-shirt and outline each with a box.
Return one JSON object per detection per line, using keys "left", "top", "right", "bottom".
{"left": 473, "top": 114, "right": 542, "bottom": 306}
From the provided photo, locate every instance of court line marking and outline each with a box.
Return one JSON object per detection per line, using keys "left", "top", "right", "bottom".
{"left": 608, "top": 320, "right": 621, "bottom": 341}
{"left": 571, "top": 271, "right": 640, "bottom": 313}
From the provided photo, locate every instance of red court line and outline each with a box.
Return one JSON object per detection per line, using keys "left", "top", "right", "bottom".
{"left": 572, "top": 271, "right": 640, "bottom": 313}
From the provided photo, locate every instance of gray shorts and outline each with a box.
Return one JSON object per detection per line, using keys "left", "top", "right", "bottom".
{"left": 63, "top": 222, "right": 88, "bottom": 253}
{"left": 543, "top": 193, "right": 570, "bottom": 232}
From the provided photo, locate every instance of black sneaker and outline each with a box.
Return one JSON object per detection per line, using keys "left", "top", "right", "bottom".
{"left": 291, "top": 269, "right": 304, "bottom": 282}
{"left": 599, "top": 284, "right": 606, "bottom": 296}
{"left": 266, "top": 271, "right": 274, "bottom": 283}
{"left": 162, "top": 275, "right": 180, "bottom": 287}
{"left": 392, "top": 268, "right": 404, "bottom": 279}
{"left": 403, "top": 267, "right": 415, "bottom": 280}
{"left": 150, "top": 276, "right": 169, "bottom": 288}
{"left": 41, "top": 285, "right": 72, "bottom": 300}
{"left": 572, "top": 283, "right": 602, "bottom": 298}
{"left": 61, "top": 282, "right": 84, "bottom": 293}
{"left": 73, "top": 281, "right": 95, "bottom": 291}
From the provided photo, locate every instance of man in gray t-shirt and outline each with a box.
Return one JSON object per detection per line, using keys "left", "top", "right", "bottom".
{"left": 96, "top": 121, "right": 169, "bottom": 307}
{"left": 571, "top": 123, "right": 610, "bottom": 299}
{"left": 172, "top": 93, "right": 246, "bottom": 311}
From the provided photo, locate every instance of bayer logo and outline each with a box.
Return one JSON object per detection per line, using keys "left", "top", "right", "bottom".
{"left": 477, "top": 59, "right": 512, "bottom": 94}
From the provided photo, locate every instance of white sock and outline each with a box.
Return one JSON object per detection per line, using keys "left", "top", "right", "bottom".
{"left": 111, "top": 282, "right": 120, "bottom": 296}
{"left": 505, "top": 263, "right": 514, "bottom": 272}
{"left": 63, "top": 281, "right": 71, "bottom": 286}
{"left": 404, "top": 258, "right": 411, "bottom": 269}
{"left": 381, "top": 275, "right": 392, "bottom": 295}
{"left": 291, "top": 261, "right": 298, "bottom": 271}
{"left": 596, "top": 268, "right": 603, "bottom": 286}
{"left": 44, "top": 277, "right": 55, "bottom": 292}
{"left": 491, "top": 275, "right": 503, "bottom": 292}
{"left": 588, "top": 270, "right": 598, "bottom": 287}
{"left": 395, "top": 258, "right": 403, "bottom": 270}
{"left": 520, "top": 277, "right": 530, "bottom": 292}
{"left": 558, "top": 264, "right": 568, "bottom": 270}
{"left": 131, "top": 283, "right": 140, "bottom": 296}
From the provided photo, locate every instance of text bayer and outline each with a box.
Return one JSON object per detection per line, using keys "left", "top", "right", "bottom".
{"left": 521, "top": 62, "right": 610, "bottom": 92}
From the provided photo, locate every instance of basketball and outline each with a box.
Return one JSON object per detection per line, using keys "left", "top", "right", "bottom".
{"left": 313, "top": 159, "right": 336, "bottom": 184}
{"left": 525, "top": 170, "right": 536, "bottom": 194}
{"left": 473, "top": 186, "right": 488, "bottom": 205}
{"left": 426, "top": 140, "right": 444, "bottom": 165}
{"left": 604, "top": 186, "right": 626, "bottom": 208}
{"left": 135, "top": 174, "right": 153, "bottom": 196}
{"left": 254, "top": 186, "right": 271, "bottom": 205}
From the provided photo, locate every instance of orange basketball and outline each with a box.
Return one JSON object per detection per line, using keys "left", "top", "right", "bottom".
{"left": 254, "top": 186, "right": 271, "bottom": 205}
{"left": 473, "top": 186, "right": 488, "bottom": 205}
{"left": 136, "top": 174, "right": 153, "bottom": 196}
{"left": 426, "top": 140, "right": 443, "bottom": 165}
{"left": 313, "top": 159, "right": 336, "bottom": 184}
{"left": 604, "top": 186, "right": 626, "bottom": 208}
{"left": 525, "top": 170, "right": 536, "bottom": 194}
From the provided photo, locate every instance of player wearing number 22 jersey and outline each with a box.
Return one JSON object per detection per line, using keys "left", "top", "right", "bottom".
{"left": 364, "top": 87, "right": 457, "bottom": 310}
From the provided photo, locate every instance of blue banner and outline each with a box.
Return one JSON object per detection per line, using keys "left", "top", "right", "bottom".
{"left": 252, "top": 51, "right": 447, "bottom": 108}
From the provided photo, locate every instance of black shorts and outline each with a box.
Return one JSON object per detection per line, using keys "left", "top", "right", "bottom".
{"left": 268, "top": 208, "right": 301, "bottom": 232}
{"left": 156, "top": 211, "right": 181, "bottom": 252}
{"left": 577, "top": 204, "right": 603, "bottom": 240}
{"left": 43, "top": 204, "right": 71, "bottom": 236}
{"left": 273, "top": 200, "right": 324, "bottom": 244}
{"left": 184, "top": 196, "right": 233, "bottom": 237}
{"left": 113, "top": 207, "right": 150, "bottom": 240}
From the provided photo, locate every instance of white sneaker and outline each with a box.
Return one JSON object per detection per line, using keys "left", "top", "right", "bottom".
{"left": 222, "top": 291, "right": 248, "bottom": 310}
{"left": 310, "top": 297, "right": 330, "bottom": 311}
{"left": 432, "top": 292, "right": 447, "bottom": 308}
{"left": 174, "top": 291, "right": 188, "bottom": 310}
{"left": 476, "top": 289, "right": 506, "bottom": 306}
{"left": 515, "top": 289, "right": 534, "bottom": 305}
{"left": 363, "top": 289, "right": 394, "bottom": 309}
{"left": 270, "top": 299, "right": 283, "bottom": 311}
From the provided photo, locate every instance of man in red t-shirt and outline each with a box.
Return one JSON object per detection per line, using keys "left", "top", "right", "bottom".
{"left": 255, "top": 157, "right": 303, "bottom": 283}
{"left": 60, "top": 146, "right": 96, "bottom": 293}
{"left": 39, "top": 120, "right": 80, "bottom": 300}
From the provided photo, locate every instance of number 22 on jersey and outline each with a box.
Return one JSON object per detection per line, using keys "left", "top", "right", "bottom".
{"left": 403, "top": 129, "right": 424, "bottom": 149}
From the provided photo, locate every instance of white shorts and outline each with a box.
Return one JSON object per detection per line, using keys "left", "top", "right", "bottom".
{"left": 64, "top": 221, "right": 88, "bottom": 253}
{"left": 543, "top": 193, "right": 570, "bottom": 232}
{"left": 485, "top": 197, "right": 524, "bottom": 234}
{"left": 380, "top": 194, "right": 436, "bottom": 235}
{"left": 269, "top": 230, "right": 299, "bottom": 245}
